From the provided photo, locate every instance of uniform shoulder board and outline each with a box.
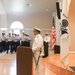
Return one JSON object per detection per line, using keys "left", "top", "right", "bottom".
{"left": 37, "top": 35, "right": 39, "bottom": 38}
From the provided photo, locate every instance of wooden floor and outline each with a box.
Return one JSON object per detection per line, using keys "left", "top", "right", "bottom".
{"left": 0, "top": 52, "right": 75, "bottom": 75}
{"left": 0, "top": 53, "right": 16, "bottom": 75}
{"left": 46, "top": 53, "right": 75, "bottom": 75}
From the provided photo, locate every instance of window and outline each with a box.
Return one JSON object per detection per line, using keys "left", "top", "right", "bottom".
{"left": 10, "top": 21, "right": 24, "bottom": 34}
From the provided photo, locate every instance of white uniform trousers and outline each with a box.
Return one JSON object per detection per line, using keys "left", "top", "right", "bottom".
{"left": 34, "top": 51, "right": 42, "bottom": 75}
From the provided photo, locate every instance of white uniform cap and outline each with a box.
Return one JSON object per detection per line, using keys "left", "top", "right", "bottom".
{"left": 34, "top": 27, "right": 41, "bottom": 32}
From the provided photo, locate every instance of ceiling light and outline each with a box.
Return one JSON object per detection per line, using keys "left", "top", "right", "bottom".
{"left": 46, "top": 9, "right": 49, "bottom": 11}
{"left": 26, "top": 4, "right": 32, "bottom": 7}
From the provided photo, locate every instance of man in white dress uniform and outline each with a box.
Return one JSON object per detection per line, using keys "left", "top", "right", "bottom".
{"left": 32, "top": 27, "right": 43, "bottom": 75}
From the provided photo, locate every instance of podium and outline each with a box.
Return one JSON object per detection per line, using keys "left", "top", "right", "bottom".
{"left": 17, "top": 46, "right": 32, "bottom": 75}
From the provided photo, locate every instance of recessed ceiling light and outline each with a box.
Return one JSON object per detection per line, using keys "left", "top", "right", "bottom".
{"left": 46, "top": 9, "right": 49, "bottom": 11}
{"left": 26, "top": 4, "right": 32, "bottom": 7}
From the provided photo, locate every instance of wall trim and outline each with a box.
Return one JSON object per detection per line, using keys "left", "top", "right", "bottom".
{"left": 69, "top": 51, "right": 75, "bottom": 53}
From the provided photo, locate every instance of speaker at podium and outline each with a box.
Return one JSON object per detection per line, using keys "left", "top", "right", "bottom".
{"left": 17, "top": 46, "right": 32, "bottom": 75}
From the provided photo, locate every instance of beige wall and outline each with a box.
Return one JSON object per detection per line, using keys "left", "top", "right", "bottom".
{"left": 7, "top": 14, "right": 52, "bottom": 29}
{"left": 6, "top": 14, "right": 52, "bottom": 46}
{"left": 68, "top": 0, "right": 75, "bottom": 51}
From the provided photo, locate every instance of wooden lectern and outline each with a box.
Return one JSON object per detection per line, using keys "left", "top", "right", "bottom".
{"left": 17, "top": 46, "right": 32, "bottom": 75}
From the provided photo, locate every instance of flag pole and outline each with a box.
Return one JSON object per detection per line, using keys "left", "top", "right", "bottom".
{"left": 66, "top": 65, "right": 68, "bottom": 75}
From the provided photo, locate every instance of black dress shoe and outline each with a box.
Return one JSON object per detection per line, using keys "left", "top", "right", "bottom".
{"left": 6, "top": 52, "right": 8, "bottom": 54}
{"left": 10, "top": 52, "right": 13, "bottom": 54}
{"left": 42, "top": 56, "right": 46, "bottom": 58}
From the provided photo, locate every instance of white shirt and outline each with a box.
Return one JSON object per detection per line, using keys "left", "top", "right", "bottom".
{"left": 25, "top": 36, "right": 31, "bottom": 42}
{"left": 8, "top": 36, "right": 13, "bottom": 41}
{"left": 32, "top": 34, "right": 43, "bottom": 52}
{"left": 44, "top": 36, "right": 51, "bottom": 43}
{"left": 2, "top": 35, "right": 6, "bottom": 41}
{"left": 12, "top": 35, "right": 15, "bottom": 41}
{"left": 21, "top": 36, "right": 25, "bottom": 41}
{"left": 0, "top": 36, "right": 2, "bottom": 42}
{"left": 15, "top": 36, "right": 20, "bottom": 42}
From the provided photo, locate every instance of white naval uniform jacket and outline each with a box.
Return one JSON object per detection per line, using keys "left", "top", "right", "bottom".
{"left": 32, "top": 34, "right": 43, "bottom": 75}
{"left": 32, "top": 34, "right": 43, "bottom": 53}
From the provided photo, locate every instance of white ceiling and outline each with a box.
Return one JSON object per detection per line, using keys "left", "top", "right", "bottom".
{"left": 0, "top": 0, "right": 57, "bottom": 16}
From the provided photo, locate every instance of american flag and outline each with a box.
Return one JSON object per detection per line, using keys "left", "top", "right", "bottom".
{"left": 51, "top": 17, "right": 56, "bottom": 50}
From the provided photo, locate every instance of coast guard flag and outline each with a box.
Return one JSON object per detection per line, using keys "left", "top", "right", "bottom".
{"left": 60, "top": 0, "right": 70, "bottom": 67}
{"left": 51, "top": 17, "right": 56, "bottom": 50}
